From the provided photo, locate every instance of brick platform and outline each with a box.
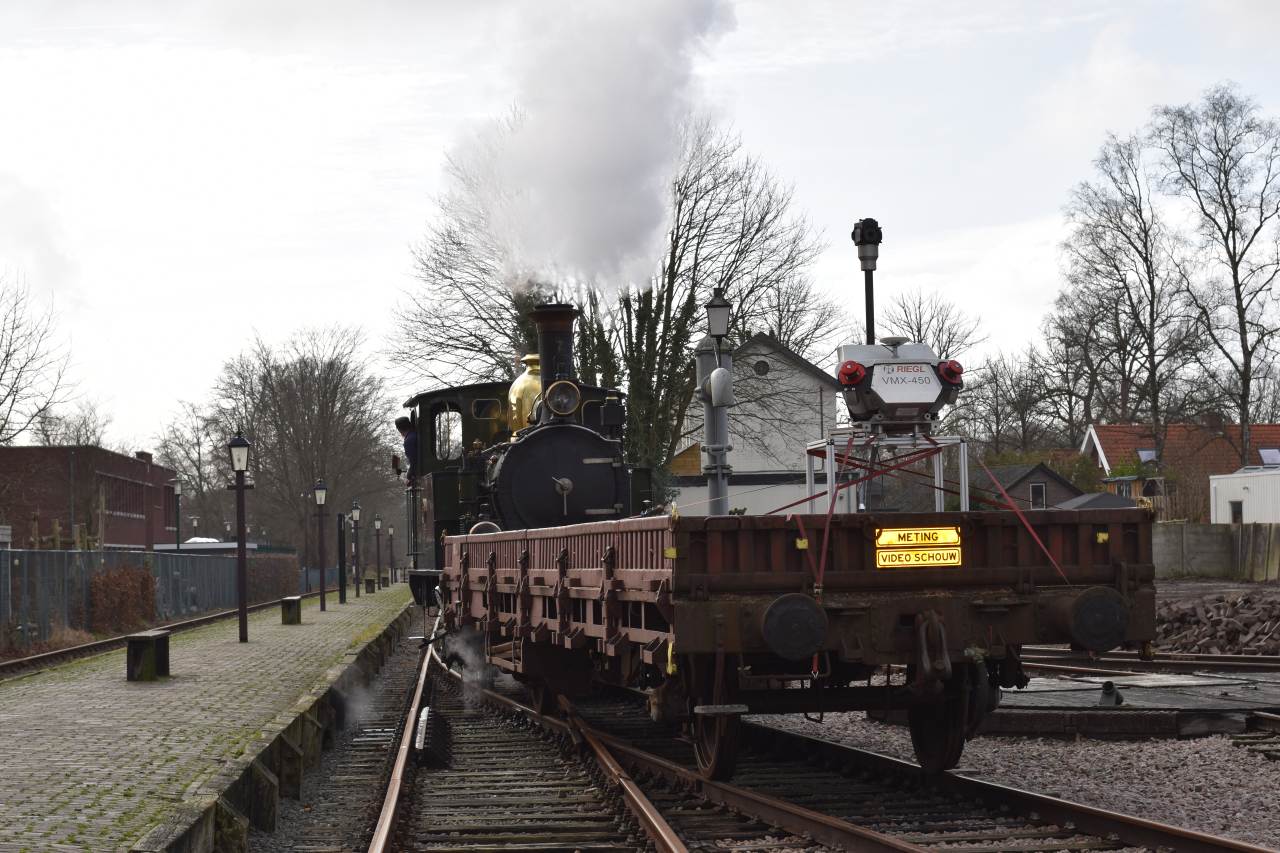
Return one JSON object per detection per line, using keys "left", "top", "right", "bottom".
{"left": 0, "top": 586, "right": 415, "bottom": 852}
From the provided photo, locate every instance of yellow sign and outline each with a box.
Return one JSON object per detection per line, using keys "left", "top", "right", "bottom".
{"left": 875, "top": 526, "right": 962, "bottom": 569}
{"left": 875, "top": 527, "right": 961, "bottom": 548}
{"left": 876, "top": 547, "right": 962, "bottom": 569}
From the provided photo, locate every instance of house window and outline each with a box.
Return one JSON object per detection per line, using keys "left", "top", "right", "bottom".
{"left": 1115, "top": 481, "right": 1132, "bottom": 498}
{"left": 1260, "top": 448, "right": 1280, "bottom": 466}
{"left": 1230, "top": 501, "right": 1243, "bottom": 524}
{"left": 1029, "top": 483, "right": 1047, "bottom": 509}
{"left": 1137, "top": 448, "right": 1156, "bottom": 463}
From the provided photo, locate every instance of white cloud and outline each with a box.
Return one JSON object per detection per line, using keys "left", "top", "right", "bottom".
{"left": 1021, "top": 24, "right": 1177, "bottom": 157}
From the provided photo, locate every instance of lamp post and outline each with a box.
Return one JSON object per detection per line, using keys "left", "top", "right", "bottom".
{"left": 336, "top": 511, "right": 347, "bottom": 604}
{"left": 698, "top": 289, "right": 735, "bottom": 516}
{"left": 314, "top": 478, "right": 328, "bottom": 611}
{"left": 224, "top": 520, "right": 231, "bottom": 542}
{"left": 190, "top": 517, "right": 199, "bottom": 544}
{"left": 349, "top": 514, "right": 359, "bottom": 598}
{"left": 374, "top": 514, "right": 382, "bottom": 588}
{"left": 388, "top": 523, "right": 395, "bottom": 583}
{"left": 351, "top": 503, "right": 362, "bottom": 594}
{"left": 226, "top": 429, "right": 253, "bottom": 642}
{"left": 170, "top": 480, "right": 182, "bottom": 551}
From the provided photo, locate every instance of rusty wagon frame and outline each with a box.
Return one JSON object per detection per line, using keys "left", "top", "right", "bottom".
{"left": 436, "top": 507, "right": 1156, "bottom": 778}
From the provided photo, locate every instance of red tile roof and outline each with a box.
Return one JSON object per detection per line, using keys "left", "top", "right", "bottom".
{"left": 1084, "top": 423, "right": 1280, "bottom": 476}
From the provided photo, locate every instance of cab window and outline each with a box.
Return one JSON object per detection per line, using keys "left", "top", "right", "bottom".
{"left": 433, "top": 404, "right": 462, "bottom": 460}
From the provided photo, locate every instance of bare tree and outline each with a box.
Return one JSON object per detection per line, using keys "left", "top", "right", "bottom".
{"left": 619, "top": 117, "right": 828, "bottom": 477}
{"left": 0, "top": 271, "right": 72, "bottom": 444}
{"left": 1150, "top": 83, "right": 1280, "bottom": 465}
{"left": 160, "top": 327, "right": 401, "bottom": 568}
{"left": 881, "top": 289, "right": 986, "bottom": 361}
{"left": 34, "top": 398, "right": 113, "bottom": 447}
{"left": 1059, "top": 132, "right": 1205, "bottom": 465}
{"left": 957, "top": 349, "right": 1055, "bottom": 456}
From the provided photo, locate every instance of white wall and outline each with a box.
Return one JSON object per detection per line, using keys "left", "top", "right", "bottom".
{"left": 1208, "top": 469, "right": 1280, "bottom": 523}
{"left": 675, "top": 480, "right": 854, "bottom": 517}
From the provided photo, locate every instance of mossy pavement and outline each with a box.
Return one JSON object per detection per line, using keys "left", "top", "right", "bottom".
{"left": 0, "top": 585, "right": 414, "bottom": 852}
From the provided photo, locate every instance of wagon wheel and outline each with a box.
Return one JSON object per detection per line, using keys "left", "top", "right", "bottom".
{"left": 906, "top": 667, "right": 971, "bottom": 775}
{"left": 690, "top": 655, "right": 741, "bottom": 781}
{"left": 694, "top": 711, "right": 741, "bottom": 781}
{"left": 529, "top": 681, "right": 557, "bottom": 716}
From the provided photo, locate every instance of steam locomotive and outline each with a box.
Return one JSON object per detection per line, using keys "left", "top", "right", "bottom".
{"left": 403, "top": 304, "right": 652, "bottom": 591}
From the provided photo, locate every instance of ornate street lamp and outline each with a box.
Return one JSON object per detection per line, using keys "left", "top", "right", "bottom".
{"left": 314, "top": 478, "right": 328, "bottom": 612}
{"left": 705, "top": 287, "right": 731, "bottom": 365}
{"left": 336, "top": 511, "right": 347, "bottom": 604}
{"left": 227, "top": 429, "right": 253, "bottom": 642}
{"left": 374, "top": 514, "right": 382, "bottom": 588}
{"left": 351, "top": 502, "right": 363, "bottom": 595}
{"left": 170, "top": 479, "right": 183, "bottom": 551}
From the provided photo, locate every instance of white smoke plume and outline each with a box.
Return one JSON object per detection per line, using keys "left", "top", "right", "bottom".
{"left": 495, "top": 0, "right": 735, "bottom": 288}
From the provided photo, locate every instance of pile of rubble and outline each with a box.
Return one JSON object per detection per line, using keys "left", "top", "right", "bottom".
{"left": 1154, "top": 591, "right": 1280, "bottom": 655}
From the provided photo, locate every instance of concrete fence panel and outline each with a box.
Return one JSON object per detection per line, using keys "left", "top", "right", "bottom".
{"left": 1154, "top": 523, "right": 1280, "bottom": 581}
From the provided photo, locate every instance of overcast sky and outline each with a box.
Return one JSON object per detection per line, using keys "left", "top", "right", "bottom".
{"left": 1, "top": 1, "right": 1278, "bottom": 447}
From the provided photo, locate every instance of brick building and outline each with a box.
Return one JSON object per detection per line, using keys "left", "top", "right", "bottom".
{"left": 0, "top": 445, "right": 178, "bottom": 550}
{"left": 1080, "top": 419, "right": 1280, "bottom": 521}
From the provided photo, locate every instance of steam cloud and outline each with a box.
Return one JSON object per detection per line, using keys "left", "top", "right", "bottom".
{"left": 498, "top": 0, "right": 734, "bottom": 287}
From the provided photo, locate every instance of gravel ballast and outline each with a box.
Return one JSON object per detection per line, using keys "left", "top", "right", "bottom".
{"left": 764, "top": 711, "right": 1280, "bottom": 848}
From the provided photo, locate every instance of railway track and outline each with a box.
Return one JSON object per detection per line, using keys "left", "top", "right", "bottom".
{"left": 0, "top": 588, "right": 336, "bottom": 679}
{"left": 1019, "top": 646, "right": 1280, "bottom": 676}
{"left": 367, "top": 634, "right": 1277, "bottom": 853}
{"left": 254, "top": 635, "right": 421, "bottom": 852}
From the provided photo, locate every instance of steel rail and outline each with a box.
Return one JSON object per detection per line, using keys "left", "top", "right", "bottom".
{"left": 0, "top": 587, "right": 337, "bottom": 675}
{"left": 1019, "top": 660, "right": 1168, "bottom": 678}
{"left": 1022, "top": 648, "right": 1280, "bottom": 673}
{"left": 449, "top": 673, "right": 931, "bottom": 853}
{"left": 747, "top": 722, "right": 1278, "bottom": 853}
{"left": 558, "top": 696, "right": 690, "bottom": 853}
{"left": 367, "top": 615, "right": 438, "bottom": 853}
{"left": 610, "top": 684, "right": 1272, "bottom": 853}
{"left": 402, "top": 662, "right": 1274, "bottom": 853}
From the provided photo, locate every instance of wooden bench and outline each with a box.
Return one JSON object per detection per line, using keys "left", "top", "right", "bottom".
{"left": 126, "top": 630, "right": 170, "bottom": 681}
{"left": 281, "top": 596, "right": 303, "bottom": 625}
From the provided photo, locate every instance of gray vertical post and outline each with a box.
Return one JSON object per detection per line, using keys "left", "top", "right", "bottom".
{"left": 825, "top": 437, "right": 835, "bottom": 514}
{"left": 805, "top": 450, "right": 816, "bottom": 513}
{"left": 959, "top": 442, "right": 970, "bottom": 511}
{"left": 934, "top": 449, "right": 946, "bottom": 512}
{"left": 695, "top": 337, "right": 733, "bottom": 516}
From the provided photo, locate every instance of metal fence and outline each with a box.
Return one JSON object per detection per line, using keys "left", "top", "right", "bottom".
{"left": 0, "top": 549, "right": 303, "bottom": 649}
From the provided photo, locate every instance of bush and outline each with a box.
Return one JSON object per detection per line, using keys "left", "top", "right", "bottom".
{"left": 90, "top": 563, "right": 156, "bottom": 634}
{"left": 248, "top": 554, "right": 300, "bottom": 603}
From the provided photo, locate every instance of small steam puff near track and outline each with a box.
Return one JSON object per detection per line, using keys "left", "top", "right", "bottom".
{"left": 483, "top": 0, "right": 734, "bottom": 289}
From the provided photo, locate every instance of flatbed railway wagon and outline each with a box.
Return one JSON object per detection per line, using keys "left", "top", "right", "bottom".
{"left": 436, "top": 506, "right": 1156, "bottom": 778}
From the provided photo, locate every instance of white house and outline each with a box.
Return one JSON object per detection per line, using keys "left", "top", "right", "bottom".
{"left": 1209, "top": 465, "right": 1280, "bottom": 524}
{"left": 672, "top": 334, "right": 843, "bottom": 516}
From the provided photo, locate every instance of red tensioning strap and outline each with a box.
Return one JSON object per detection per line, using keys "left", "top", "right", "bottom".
{"left": 764, "top": 444, "right": 945, "bottom": 516}
{"left": 974, "top": 452, "right": 1072, "bottom": 584}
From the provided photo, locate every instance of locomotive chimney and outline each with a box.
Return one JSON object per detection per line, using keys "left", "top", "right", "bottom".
{"left": 528, "top": 304, "right": 578, "bottom": 394}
